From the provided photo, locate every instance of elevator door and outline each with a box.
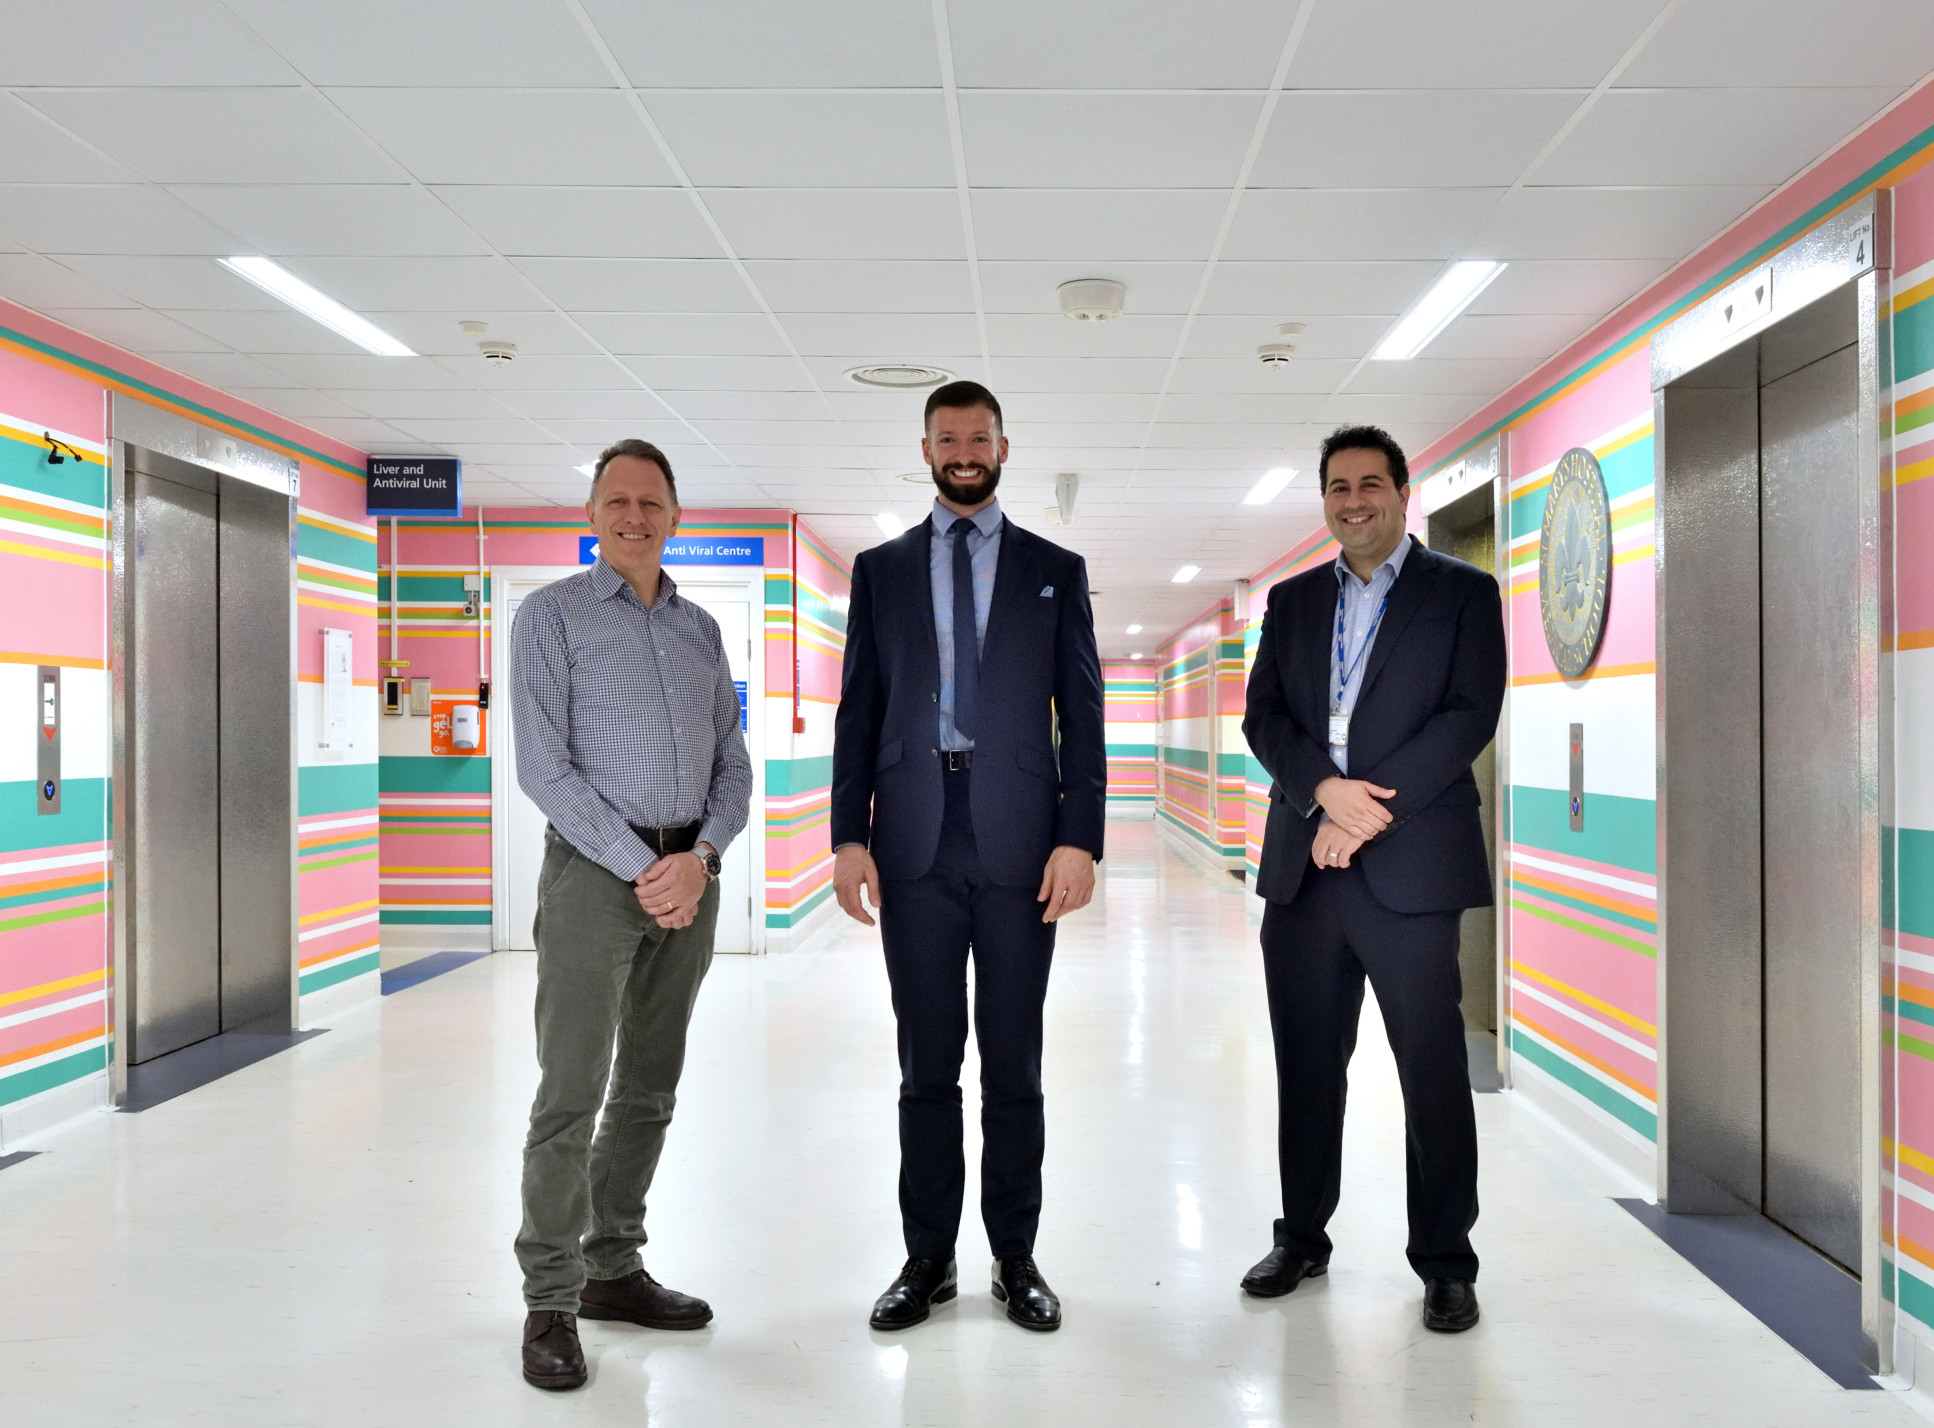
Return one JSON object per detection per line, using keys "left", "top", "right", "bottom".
{"left": 130, "top": 469, "right": 222, "bottom": 1062}
{"left": 1760, "top": 341, "right": 1862, "bottom": 1270}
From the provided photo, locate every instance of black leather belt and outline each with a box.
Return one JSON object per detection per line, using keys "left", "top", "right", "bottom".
{"left": 630, "top": 821, "right": 702, "bottom": 855}
{"left": 939, "top": 749, "right": 973, "bottom": 772}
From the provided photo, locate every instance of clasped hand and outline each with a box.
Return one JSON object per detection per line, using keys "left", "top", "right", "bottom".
{"left": 634, "top": 851, "right": 707, "bottom": 929}
{"left": 1311, "top": 775, "right": 1397, "bottom": 870}
{"left": 835, "top": 843, "right": 1096, "bottom": 927}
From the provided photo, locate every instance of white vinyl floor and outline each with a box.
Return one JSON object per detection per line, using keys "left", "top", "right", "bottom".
{"left": 0, "top": 820, "right": 1924, "bottom": 1426}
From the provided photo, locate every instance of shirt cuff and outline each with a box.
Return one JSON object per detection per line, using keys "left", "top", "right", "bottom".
{"left": 695, "top": 820, "right": 734, "bottom": 860}
{"left": 604, "top": 834, "right": 656, "bottom": 884}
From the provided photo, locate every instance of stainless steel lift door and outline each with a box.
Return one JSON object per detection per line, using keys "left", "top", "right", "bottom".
{"left": 129, "top": 468, "right": 221, "bottom": 1062}
{"left": 1760, "top": 341, "right": 1863, "bottom": 1271}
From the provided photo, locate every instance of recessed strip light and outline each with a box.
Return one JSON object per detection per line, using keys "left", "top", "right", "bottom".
{"left": 873, "top": 512, "right": 907, "bottom": 537}
{"left": 1371, "top": 260, "right": 1506, "bottom": 361}
{"left": 1172, "top": 565, "right": 1200, "bottom": 584}
{"left": 576, "top": 463, "right": 596, "bottom": 477}
{"left": 218, "top": 256, "right": 415, "bottom": 357}
{"left": 1131, "top": 651, "right": 1144, "bottom": 659}
{"left": 1126, "top": 624, "right": 1143, "bottom": 634}
{"left": 1242, "top": 467, "right": 1296, "bottom": 506}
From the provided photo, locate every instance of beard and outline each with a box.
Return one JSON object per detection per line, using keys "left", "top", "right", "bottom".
{"left": 932, "top": 459, "right": 1002, "bottom": 506}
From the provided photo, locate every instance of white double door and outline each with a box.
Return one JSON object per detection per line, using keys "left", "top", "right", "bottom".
{"left": 493, "top": 567, "right": 761, "bottom": 955}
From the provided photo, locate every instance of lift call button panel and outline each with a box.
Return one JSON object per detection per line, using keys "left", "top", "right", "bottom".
{"left": 37, "top": 665, "right": 59, "bottom": 815}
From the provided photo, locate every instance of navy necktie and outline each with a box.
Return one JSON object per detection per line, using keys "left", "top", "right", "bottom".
{"left": 950, "top": 516, "right": 980, "bottom": 740}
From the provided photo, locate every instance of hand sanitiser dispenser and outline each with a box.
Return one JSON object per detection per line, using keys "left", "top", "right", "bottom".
{"left": 452, "top": 703, "right": 481, "bottom": 751}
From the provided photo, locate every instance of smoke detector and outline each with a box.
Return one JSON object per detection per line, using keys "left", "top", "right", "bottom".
{"left": 1257, "top": 343, "right": 1295, "bottom": 365}
{"left": 1058, "top": 279, "right": 1126, "bottom": 322}
{"left": 845, "top": 364, "right": 953, "bottom": 388}
{"left": 479, "top": 340, "right": 516, "bottom": 365}
{"left": 459, "top": 319, "right": 489, "bottom": 337}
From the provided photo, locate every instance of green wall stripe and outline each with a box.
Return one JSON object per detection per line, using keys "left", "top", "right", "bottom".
{"left": 1507, "top": 878, "right": 1656, "bottom": 934}
{"left": 0, "top": 777, "right": 106, "bottom": 853}
{"left": 1897, "top": 292, "right": 1934, "bottom": 385}
{"left": 1899, "top": 1266, "right": 1934, "bottom": 1330}
{"left": 298, "top": 951, "right": 380, "bottom": 995}
{"left": 1511, "top": 785, "right": 1656, "bottom": 875}
{"left": 768, "top": 879, "right": 834, "bottom": 928}
{"left": 1900, "top": 829, "right": 1934, "bottom": 939}
{"left": 298, "top": 763, "right": 379, "bottom": 816}
{"left": 378, "top": 756, "right": 492, "bottom": 794}
{"left": 298, "top": 523, "right": 377, "bottom": 573}
{"left": 1511, "top": 436, "right": 1655, "bottom": 539}
{"left": 1510, "top": 1026, "right": 1657, "bottom": 1140}
{"left": 1106, "top": 743, "right": 1158, "bottom": 758}
{"left": 0, "top": 1044, "right": 106, "bottom": 1108}
{"left": 767, "top": 755, "right": 832, "bottom": 797}
{"left": 1, "top": 436, "right": 108, "bottom": 509}
{"left": 1162, "top": 747, "right": 1211, "bottom": 772}
{"left": 380, "top": 910, "right": 492, "bottom": 925}
{"left": 1510, "top": 898, "right": 1655, "bottom": 956}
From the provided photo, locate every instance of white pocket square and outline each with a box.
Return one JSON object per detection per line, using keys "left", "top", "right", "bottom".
{"left": 1040, "top": 585, "right": 1053, "bottom": 596}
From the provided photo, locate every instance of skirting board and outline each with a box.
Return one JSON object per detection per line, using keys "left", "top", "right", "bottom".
{"left": 767, "top": 892, "right": 839, "bottom": 953}
{"left": 1155, "top": 815, "right": 1245, "bottom": 880}
{"left": 0, "top": 1070, "right": 107, "bottom": 1152}
{"left": 1509, "top": 1051, "right": 1658, "bottom": 1197}
{"left": 381, "top": 924, "right": 492, "bottom": 963}
{"left": 299, "top": 969, "right": 380, "bottom": 1028}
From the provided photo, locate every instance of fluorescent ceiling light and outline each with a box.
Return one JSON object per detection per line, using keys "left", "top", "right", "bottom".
{"left": 576, "top": 463, "right": 595, "bottom": 477}
{"left": 1242, "top": 467, "right": 1296, "bottom": 506}
{"left": 1131, "top": 652, "right": 1143, "bottom": 659}
{"left": 218, "top": 256, "right": 415, "bottom": 357}
{"left": 1126, "top": 624, "right": 1143, "bottom": 634}
{"left": 1172, "top": 565, "right": 1200, "bottom": 584}
{"left": 1372, "top": 260, "right": 1506, "bottom": 361}
{"left": 873, "top": 512, "right": 906, "bottom": 537}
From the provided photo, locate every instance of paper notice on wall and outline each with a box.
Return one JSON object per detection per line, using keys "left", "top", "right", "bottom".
{"left": 322, "top": 627, "right": 353, "bottom": 752}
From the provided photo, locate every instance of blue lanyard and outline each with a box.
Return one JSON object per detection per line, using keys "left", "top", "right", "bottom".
{"left": 1333, "top": 582, "right": 1391, "bottom": 713}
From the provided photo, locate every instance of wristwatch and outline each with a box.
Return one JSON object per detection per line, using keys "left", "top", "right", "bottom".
{"left": 695, "top": 843, "right": 722, "bottom": 880}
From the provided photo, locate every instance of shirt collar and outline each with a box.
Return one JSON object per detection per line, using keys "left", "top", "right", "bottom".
{"left": 930, "top": 497, "right": 1003, "bottom": 538}
{"left": 589, "top": 555, "right": 677, "bottom": 608}
{"left": 1334, "top": 532, "right": 1412, "bottom": 588}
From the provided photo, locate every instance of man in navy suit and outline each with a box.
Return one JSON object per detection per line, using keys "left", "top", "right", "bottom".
{"left": 832, "top": 380, "right": 1106, "bottom": 1333}
{"left": 1239, "top": 425, "right": 1505, "bottom": 1333}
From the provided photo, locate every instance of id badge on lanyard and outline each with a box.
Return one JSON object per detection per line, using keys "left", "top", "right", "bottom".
{"left": 1331, "top": 583, "right": 1390, "bottom": 750}
{"left": 1328, "top": 711, "right": 1351, "bottom": 748}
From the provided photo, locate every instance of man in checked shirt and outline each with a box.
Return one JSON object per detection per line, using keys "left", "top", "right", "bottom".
{"left": 509, "top": 437, "right": 752, "bottom": 1392}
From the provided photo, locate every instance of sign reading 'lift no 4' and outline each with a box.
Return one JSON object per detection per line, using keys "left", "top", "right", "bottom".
{"left": 366, "top": 456, "right": 462, "bottom": 517}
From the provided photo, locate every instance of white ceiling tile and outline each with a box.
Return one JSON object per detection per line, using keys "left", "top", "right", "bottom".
{"left": 1135, "top": 448, "right": 1287, "bottom": 470}
{"left": 742, "top": 260, "right": 973, "bottom": 314}
{"left": 438, "top": 354, "right": 643, "bottom": 390}
{"left": 951, "top": 0, "right": 1294, "bottom": 87}
{"left": 219, "top": 386, "right": 371, "bottom": 420}
{"left": 325, "top": 89, "right": 678, "bottom": 187}
{"left": 1621, "top": 0, "right": 1934, "bottom": 86}
{"left": 38, "top": 306, "right": 230, "bottom": 353}
{"left": 1536, "top": 87, "right": 1899, "bottom": 187}
{"left": 702, "top": 190, "right": 965, "bottom": 261}
{"left": 0, "top": 100, "right": 139, "bottom": 183}
{"left": 1421, "top": 313, "right": 1597, "bottom": 361}
{"left": 1144, "top": 423, "right": 1306, "bottom": 450}
{"left": 257, "top": 352, "right": 471, "bottom": 390}
{"left": 579, "top": 0, "right": 940, "bottom": 86}
{"left": 984, "top": 314, "right": 1185, "bottom": 359}
{"left": 820, "top": 390, "right": 943, "bottom": 424}
{"left": 578, "top": 313, "right": 791, "bottom": 357}
{"left": 974, "top": 191, "right": 1227, "bottom": 262}
{"left": 362, "top": 310, "right": 601, "bottom": 358}
{"left": 257, "top": 256, "right": 551, "bottom": 312}
{"left": 981, "top": 357, "right": 1170, "bottom": 394}
{"left": 1201, "top": 261, "right": 1462, "bottom": 316}
{"left": 782, "top": 313, "right": 981, "bottom": 357}
{"left": 513, "top": 258, "right": 756, "bottom": 313}
{"left": 489, "top": 390, "right": 676, "bottom": 422}
{"left": 1165, "top": 357, "right": 1358, "bottom": 394}
{"left": 0, "top": 1, "right": 300, "bottom": 84}
{"left": 1465, "top": 259, "right": 1671, "bottom": 316}
{"left": 224, "top": 0, "right": 612, "bottom": 85}
{"left": 348, "top": 389, "right": 534, "bottom": 420}
{"left": 1317, "top": 392, "right": 1491, "bottom": 424}
{"left": 1347, "top": 357, "right": 1537, "bottom": 394}
{"left": 430, "top": 443, "right": 580, "bottom": 465}
{"left": 21, "top": 90, "right": 404, "bottom": 185}
{"left": 1222, "top": 188, "right": 1501, "bottom": 262}
{"left": 387, "top": 418, "right": 555, "bottom": 446}
{"left": 128, "top": 350, "right": 306, "bottom": 391}
{"left": 1287, "top": 0, "right": 1668, "bottom": 88}
{"left": 960, "top": 94, "right": 1262, "bottom": 189}
{"left": 676, "top": 420, "right": 849, "bottom": 446}
{"left": 165, "top": 306, "right": 392, "bottom": 356}
{"left": 624, "top": 355, "right": 817, "bottom": 392}
{"left": 977, "top": 262, "right": 1204, "bottom": 316}
{"left": 431, "top": 187, "right": 719, "bottom": 259}
{"left": 537, "top": 419, "right": 710, "bottom": 448}
{"left": 0, "top": 254, "right": 144, "bottom": 310}
{"left": 646, "top": 93, "right": 952, "bottom": 188}
{"left": 1183, "top": 314, "right": 1392, "bottom": 361}
{"left": 1158, "top": 393, "right": 1332, "bottom": 423}
{"left": 997, "top": 393, "right": 1161, "bottom": 424}
{"left": 1251, "top": 92, "right": 1580, "bottom": 188}
{"left": 0, "top": 185, "right": 241, "bottom": 255}
{"left": 656, "top": 391, "right": 831, "bottom": 422}
{"left": 715, "top": 445, "right": 860, "bottom": 469}
{"left": 174, "top": 184, "right": 493, "bottom": 257}
{"left": 1472, "top": 185, "right": 1772, "bottom": 260}
{"left": 284, "top": 416, "right": 417, "bottom": 448}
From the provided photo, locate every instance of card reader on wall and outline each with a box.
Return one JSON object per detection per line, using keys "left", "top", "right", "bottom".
{"left": 452, "top": 703, "right": 481, "bottom": 751}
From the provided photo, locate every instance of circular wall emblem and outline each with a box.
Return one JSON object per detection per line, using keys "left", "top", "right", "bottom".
{"left": 1538, "top": 446, "right": 1611, "bottom": 679}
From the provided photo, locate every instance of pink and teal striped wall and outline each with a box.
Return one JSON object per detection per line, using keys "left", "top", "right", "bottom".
{"left": 1102, "top": 660, "right": 1156, "bottom": 810}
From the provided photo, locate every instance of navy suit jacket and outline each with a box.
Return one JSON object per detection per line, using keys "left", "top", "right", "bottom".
{"left": 1242, "top": 541, "right": 1506, "bottom": 914}
{"left": 832, "top": 517, "right": 1107, "bottom": 887}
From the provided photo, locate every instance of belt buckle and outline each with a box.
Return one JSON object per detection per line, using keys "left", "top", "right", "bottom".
{"left": 942, "top": 749, "right": 971, "bottom": 773}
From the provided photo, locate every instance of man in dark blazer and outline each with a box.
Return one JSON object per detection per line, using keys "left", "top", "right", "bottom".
{"left": 1240, "top": 424, "right": 1505, "bottom": 1333}
{"left": 832, "top": 380, "right": 1106, "bottom": 1333}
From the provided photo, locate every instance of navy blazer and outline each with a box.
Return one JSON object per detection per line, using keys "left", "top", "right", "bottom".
{"left": 1242, "top": 541, "right": 1506, "bottom": 914}
{"left": 832, "top": 517, "right": 1107, "bottom": 887}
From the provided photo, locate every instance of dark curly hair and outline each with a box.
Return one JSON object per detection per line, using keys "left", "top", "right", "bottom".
{"left": 1318, "top": 425, "right": 1408, "bottom": 491}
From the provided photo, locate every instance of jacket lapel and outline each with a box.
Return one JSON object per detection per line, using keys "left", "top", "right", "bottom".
{"left": 895, "top": 520, "right": 940, "bottom": 681}
{"left": 1356, "top": 542, "right": 1440, "bottom": 706}
{"left": 978, "top": 517, "right": 1030, "bottom": 661}
{"left": 1300, "top": 568, "right": 1337, "bottom": 721}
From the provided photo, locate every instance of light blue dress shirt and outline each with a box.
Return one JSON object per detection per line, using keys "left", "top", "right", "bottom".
{"left": 930, "top": 497, "right": 1003, "bottom": 751}
{"left": 1328, "top": 533, "right": 1412, "bottom": 776}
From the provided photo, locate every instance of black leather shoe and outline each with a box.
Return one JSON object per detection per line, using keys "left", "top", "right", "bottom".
{"left": 870, "top": 1257, "right": 958, "bottom": 1330}
{"left": 992, "top": 1256, "right": 1061, "bottom": 1331}
{"left": 1422, "top": 1278, "right": 1480, "bottom": 1332}
{"left": 580, "top": 1268, "right": 713, "bottom": 1329}
{"left": 522, "top": 1310, "right": 586, "bottom": 1391}
{"left": 1240, "top": 1247, "right": 1328, "bottom": 1298}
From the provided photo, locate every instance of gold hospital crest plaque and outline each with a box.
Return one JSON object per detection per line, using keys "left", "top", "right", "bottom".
{"left": 1538, "top": 447, "right": 1610, "bottom": 679}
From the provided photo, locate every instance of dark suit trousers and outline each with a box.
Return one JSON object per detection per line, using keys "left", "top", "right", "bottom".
{"left": 1261, "top": 861, "right": 1480, "bottom": 1282}
{"left": 879, "top": 767, "right": 1056, "bottom": 1261}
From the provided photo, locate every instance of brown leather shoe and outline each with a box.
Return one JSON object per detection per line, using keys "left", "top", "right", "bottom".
{"left": 580, "top": 1269, "right": 713, "bottom": 1330}
{"left": 522, "top": 1310, "right": 586, "bottom": 1391}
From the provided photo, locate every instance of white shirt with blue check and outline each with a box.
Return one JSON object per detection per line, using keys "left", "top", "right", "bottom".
{"left": 511, "top": 559, "right": 752, "bottom": 883}
{"left": 1329, "top": 533, "right": 1412, "bottom": 776}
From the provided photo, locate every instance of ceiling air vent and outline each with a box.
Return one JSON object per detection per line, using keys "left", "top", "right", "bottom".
{"left": 844, "top": 364, "right": 954, "bottom": 389}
